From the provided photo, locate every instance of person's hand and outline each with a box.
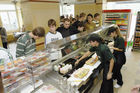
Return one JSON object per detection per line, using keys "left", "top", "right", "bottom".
{"left": 131, "top": 85, "right": 140, "bottom": 93}
{"left": 75, "top": 60, "right": 80, "bottom": 66}
{"left": 107, "top": 72, "right": 112, "bottom": 80}
{"left": 109, "top": 46, "right": 114, "bottom": 49}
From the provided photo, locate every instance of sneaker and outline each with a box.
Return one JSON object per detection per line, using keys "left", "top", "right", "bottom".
{"left": 113, "top": 79, "right": 117, "bottom": 82}
{"left": 114, "top": 83, "right": 121, "bottom": 88}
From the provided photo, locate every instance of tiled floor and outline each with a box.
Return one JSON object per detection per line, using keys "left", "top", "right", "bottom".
{"left": 91, "top": 49, "right": 140, "bottom": 93}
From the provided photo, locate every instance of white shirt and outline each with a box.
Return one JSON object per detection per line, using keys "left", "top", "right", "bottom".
{"left": 45, "top": 32, "right": 63, "bottom": 61}
{"left": 93, "top": 20, "right": 100, "bottom": 27}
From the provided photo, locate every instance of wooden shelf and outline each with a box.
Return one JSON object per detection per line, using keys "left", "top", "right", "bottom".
{"left": 135, "top": 36, "right": 140, "bottom": 38}
{"left": 105, "top": 18, "right": 127, "bottom": 21}
{"left": 120, "top": 29, "right": 127, "bottom": 31}
{"left": 117, "top": 24, "right": 127, "bottom": 26}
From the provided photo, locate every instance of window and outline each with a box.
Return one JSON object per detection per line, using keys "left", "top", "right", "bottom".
{"left": 0, "top": 4, "right": 19, "bottom": 32}
{"left": 60, "top": 4, "right": 75, "bottom": 17}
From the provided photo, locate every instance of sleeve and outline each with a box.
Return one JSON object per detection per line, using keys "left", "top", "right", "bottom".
{"left": 103, "top": 46, "right": 114, "bottom": 62}
{"left": 89, "top": 47, "right": 96, "bottom": 52}
{"left": 16, "top": 38, "right": 26, "bottom": 57}
{"left": 117, "top": 37, "right": 125, "bottom": 49}
{"left": 45, "top": 34, "right": 51, "bottom": 46}
{"left": 58, "top": 33, "right": 63, "bottom": 39}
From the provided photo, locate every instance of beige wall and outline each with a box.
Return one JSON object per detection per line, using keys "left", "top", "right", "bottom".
{"left": 21, "top": 2, "right": 60, "bottom": 50}
{"left": 75, "top": 3, "right": 102, "bottom": 17}
{"left": 21, "top": 2, "right": 102, "bottom": 50}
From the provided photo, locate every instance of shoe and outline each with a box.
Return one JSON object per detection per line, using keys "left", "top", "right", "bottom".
{"left": 113, "top": 79, "right": 117, "bottom": 82}
{"left": 114, "top": 83, "right": 121, "bottom": 88}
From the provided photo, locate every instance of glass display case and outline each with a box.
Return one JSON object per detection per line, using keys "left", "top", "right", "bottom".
{"left": 0, "top": 24, "right": 115, "bottom": 93}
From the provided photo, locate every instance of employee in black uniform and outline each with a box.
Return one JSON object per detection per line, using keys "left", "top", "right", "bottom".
{"left": 75, "top": 34, "right": 115, "bottom": 93}
{"left": 107, "top": 26, "right": 126, "bottom": 88}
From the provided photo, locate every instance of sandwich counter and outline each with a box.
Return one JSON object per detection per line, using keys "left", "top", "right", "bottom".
{"left": 0, "top": 24, "right": 115, "bottom": 93}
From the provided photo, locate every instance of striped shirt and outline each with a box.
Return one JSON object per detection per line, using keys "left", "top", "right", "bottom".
{"left": 16, "top": 32, "right": 36, "bottom": 57}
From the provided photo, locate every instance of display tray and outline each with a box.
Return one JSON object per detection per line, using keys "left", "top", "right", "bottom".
{"left": 58, "top": 56, "right": 91, "bottom": 78}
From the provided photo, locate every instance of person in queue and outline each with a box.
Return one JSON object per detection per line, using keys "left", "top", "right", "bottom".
{"left": 73, "top": 12, "right": 86, "bottom": 29}
{"left": 85, "top": 13, "right": 95, "bottom": 31}
{"left": 75, "top": 34, "right": 115, "bottom": 93}
{"left": 16, "top": 27, "right": 45, "bottom": 57}
{"left": 45, "top": 19, "right": 63, "bottom": 61}
{"left": 93, "top": 13, "right": 101, "bottom": 28}
{"left": 57, "top": 18, "right": 74, "bottom": 38}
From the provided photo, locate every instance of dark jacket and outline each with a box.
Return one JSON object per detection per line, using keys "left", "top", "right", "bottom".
{"left": 0, "top": 27, "right": 7, "bottom": 43}
{"left": 56, "top": 26, "right": 76, "bottom": 38}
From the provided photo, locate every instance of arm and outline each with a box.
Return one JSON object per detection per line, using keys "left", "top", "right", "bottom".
{"left": 111, "top": 47, "right": 123, "bottom": 51}
{"left": 109, "top": 58, "right": 114, "bottom": 73}
{"left": 107, "top": 58, "right": 114, "bottom": 80}
{"left": 45, "top": 34, "right": 51, "bottom": 47}
{"left": 16, "top": 39, "right": 26, "bottom": 57}
{"left": 75, "top": 51, "right": 92, "bottom": 65}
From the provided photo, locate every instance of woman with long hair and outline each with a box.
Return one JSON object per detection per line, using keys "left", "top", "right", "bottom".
{"left": 85, "top": 13, "right": 95, "bottom": 31}
{"left": 107, "top": 25, "right": 126, "bottom": 88}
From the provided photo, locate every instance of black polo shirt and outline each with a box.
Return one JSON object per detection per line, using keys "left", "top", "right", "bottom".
{"left": 113, "top": 36, "right": 125, "bottom": 54}
{"left": 89, "top": 44, "right": 115, "bottom": 65}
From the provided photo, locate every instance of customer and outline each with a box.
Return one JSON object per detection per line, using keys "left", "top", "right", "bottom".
{"left": 57, "top": 18, "right": 74, "bottom": 38}
{"left": 85, "top": 13, "right": 95, "bottom": 31}
{"left": 16, "top": 27, "right": 45, "bottom": 57}
{"left": 73, "top": 12, "right": 86, "bottom": 29}
{"left": 75, "top": 15, "right": 79, "bottom": 21}
{"left": 60, "top": 15, "right": 65, "bottom": 27}
{"left": 107, "top": 26, "right": 126, "bottom": 88}
{"left": 0, "top": 27, "right": 7, "bottom": 49}
{"left": 93, "top": 13, "right": 101, "bottom": 28}
{"left": 45, "top": 19, "right": 63, "bottom": 61}
{"left": 71, "top": 18, "right": 76, "bottom": 25}
{"left": 71, "top": 22, "right": 85, "bottom": 35}
{"left": 75, "top": 34, "right": 115, "bottom": 93}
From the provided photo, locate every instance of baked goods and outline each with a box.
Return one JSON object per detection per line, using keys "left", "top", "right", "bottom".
{"left": 74, "top": 68, "right": 89, "bottom": 79}
{"left": 60, "top": 64, "right": 72, "bottom": 74}
{"left": 86, "top": 57, "right": 98, "bottom": 66}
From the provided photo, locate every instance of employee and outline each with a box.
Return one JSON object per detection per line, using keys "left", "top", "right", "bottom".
{"left": 75, "top": 34, "right": 115, "bottom": 93}
{"left": 107, "top": 26, "right": 126, "bottom": 88}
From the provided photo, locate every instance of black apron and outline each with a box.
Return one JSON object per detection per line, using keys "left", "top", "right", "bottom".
{"left": 100, "top": 62, "right": 113, "bottom": 93}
